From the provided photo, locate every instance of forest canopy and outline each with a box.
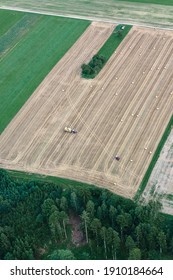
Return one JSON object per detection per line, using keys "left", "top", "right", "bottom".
{"left": 0, "top": 169, "right": 173, "bottom": 260}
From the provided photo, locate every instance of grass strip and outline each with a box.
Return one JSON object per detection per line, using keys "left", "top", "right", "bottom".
{"left": 115, "top": 0, "right": 173, "bottom": 6}
{"left": 98, "top": 24, "right": 132, "bottom": 59}
{"left": 134, "top": 115, "right": 173, "bottom": 202}
{"left": 82, "top": 24, "right": 132, "bottom": 79}
{"left": 6, "top": 169, "right": 99, "bottom": 192}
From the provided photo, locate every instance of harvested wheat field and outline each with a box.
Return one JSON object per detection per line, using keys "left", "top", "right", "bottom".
{"left": 0, "top": 23, "right": 173, "bottom": 199}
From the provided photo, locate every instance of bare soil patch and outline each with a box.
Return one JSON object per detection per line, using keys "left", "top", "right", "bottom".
{"left": 69, "top": 213, "right": 85, "bottom": 246}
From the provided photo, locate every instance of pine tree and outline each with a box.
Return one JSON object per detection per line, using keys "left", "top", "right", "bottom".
{"left": 80, "top": 210, "right": 90, "bottom": 243}
{"left": 128, "top": 248, "right": 141, "bottom": 260}
{"left": 70, "top": 192, "right": 79, "bottom": 212}
{"left": 49, "top": 210, "right": 62, "bottom": 241}
{"left": 96, "top": 206, "right": 102, "bottom": 220}
{"left": 100, "top": 227, "right": 107, "bottom": 259}
{"left": 112, "top": 230, "right": 120, "bottom": 260}
{"left": 109, "top": 205, "right": 117, "bottom": 227}
{"left": 157, "top": 231, "right": 167, "bottom": 256}
{"left": 60, "top": 211, "right": 69, "bottom": 239}
{"left": 125, "top": 235, "right": 135, "bottom": 253}
{"left": 90, "top": 218, "right": 102, "bottom": 247}
{"left": 41, "top": 198, "right": 55, "bottom": 218}
{"left": 49, "top": 249, "right": 76, "bottom": 260}
{"left": 60, "top": 196, "right": 68, "bottom": 212}
{"left": 86, "top": 200, "right": 95, "bottom": 219}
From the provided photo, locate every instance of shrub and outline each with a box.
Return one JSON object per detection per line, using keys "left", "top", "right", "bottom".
{"left": 81, "top": 54, "right": 106, "bottom": 79}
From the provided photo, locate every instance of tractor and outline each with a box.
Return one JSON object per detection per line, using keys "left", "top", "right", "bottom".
{"left": 64, "top": 127, "right": 77, "bottom": 134}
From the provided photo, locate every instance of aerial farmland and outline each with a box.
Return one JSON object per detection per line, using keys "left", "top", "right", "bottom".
{"left": 1, "top": 0, "right": 173, "bottom": 28}
{"left": 0, "top": 9, "right": 89, "bottom": 132}
{"left": 0, "top": 0, "right": 173, "bottom": 261}
{"left": 0, "top": 1, "right": 173, "bottom": 209}
{"left": 142, "top": 129, "right": 173, "bottom": 215}
{"left": 0, "top": 20, "right": 173, "bottom": 200}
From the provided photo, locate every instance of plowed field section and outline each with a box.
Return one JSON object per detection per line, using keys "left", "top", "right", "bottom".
{"left": 0, "top": 24, "right": 173, "bottom": 199}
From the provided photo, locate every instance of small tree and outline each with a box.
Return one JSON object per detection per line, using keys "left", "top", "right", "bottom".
{"left": 90, "top": 218, "right": 102, "bottom": 247}
{"left": 70, "top": 192, "right": 79, "bottom": 212}
{"left": 60, "top": 196, "right": 68, "bottom": 212}
{"left": 49, "top": 210, "right": 62, "bottom": 241}
{"left": 60, "top": 211, "right": 69, "bottom": 239}
{"left": 125, "top": 235, "right": 135, "bottom": 253}
{"left": 86, "top": 200, "right": 95, "bottom": 219}
{"left": 157, "top": 231, "right": 167, "bottom": 256}
{"left": 128, "top": 248, "right": 141, "bottom": 260}
{"left": 49, "top": 249, "right": 76, "bottom": 260}
{"left": 100, "top": 227, "right": 107, "bottom": 259}
{"left": 109, "top": 205, "right": 116, "bottom": 227}
{"left": 41, "top": 198, "right": 55, "bottom": 218}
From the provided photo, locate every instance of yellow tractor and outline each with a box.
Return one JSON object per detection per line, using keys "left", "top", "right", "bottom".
{"left": 64, "top": 127, "right": 77, "bottom": 134}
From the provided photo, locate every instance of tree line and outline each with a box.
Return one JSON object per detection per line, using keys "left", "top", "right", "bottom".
{"left": 0, "top": 169, "right": 173, "bottom": 260}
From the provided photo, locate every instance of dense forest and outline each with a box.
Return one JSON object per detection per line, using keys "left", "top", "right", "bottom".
{"left": 0, "top": 169, "right": 173, "bottom": 260}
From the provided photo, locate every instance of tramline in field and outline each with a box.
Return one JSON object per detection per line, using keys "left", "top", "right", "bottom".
{"left": 0, "top": 22, "right": 173, "bottom": 201}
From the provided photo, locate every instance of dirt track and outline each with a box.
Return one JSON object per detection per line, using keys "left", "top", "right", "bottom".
{"left": 0, "top": 23, "right": 173, "bottom": 199}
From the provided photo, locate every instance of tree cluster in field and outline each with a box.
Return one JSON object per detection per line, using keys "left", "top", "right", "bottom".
{"left": 0, "top": 169, "right": 173, "bottom": 260}
{"left": 81, "top": 54, "right": 106, "bottom": 79}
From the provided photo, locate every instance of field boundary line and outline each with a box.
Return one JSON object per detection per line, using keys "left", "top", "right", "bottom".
{"left": 0, "top": 6, "right": 173, "bottom": 31}
{"left": 134, "top": 115, "right": 173, "bottom": 202}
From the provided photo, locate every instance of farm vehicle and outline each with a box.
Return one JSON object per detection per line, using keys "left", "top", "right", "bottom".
{"left": 64, "top": 127, "right": 77, "bottom": 134}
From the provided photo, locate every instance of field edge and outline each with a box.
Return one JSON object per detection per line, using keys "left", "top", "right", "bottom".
{"left": 134, "top": 115, "right": 173, "bottom": 202}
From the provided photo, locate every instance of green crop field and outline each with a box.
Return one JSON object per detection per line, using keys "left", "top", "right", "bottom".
{"left": 118, "top": 0, "right": 173, "bottom": 6}
{"left": 0, "top": 10, "right": 24, "bottom": 36}
{"left": 1, "top": 0, "right": 173, "bottom": 29}
{"left": 0, "top": 10, "right": 90, "bottom": 133}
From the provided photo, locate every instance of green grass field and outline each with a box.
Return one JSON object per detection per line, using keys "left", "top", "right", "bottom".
{"left": 0, "top": 10, "right": 90, "bottom": 133}
{"left": 118, "top": 0, "right": 173, "bottom": 6}
{"left": 98, "top": 25, "right": 132, "bottom": 60}
{"left": 1, "top": 1, "right": 173, "bottom": 30}
{"left": 0, "top": 10, "right": 24, "bottom": 37}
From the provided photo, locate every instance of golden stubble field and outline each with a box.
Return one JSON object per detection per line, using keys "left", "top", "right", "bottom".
{"left": 0, "top": 22, "right": 173, "bottom": 199}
